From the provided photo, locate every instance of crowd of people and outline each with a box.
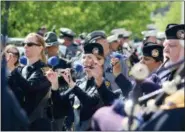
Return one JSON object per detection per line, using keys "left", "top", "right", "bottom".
{"left": 1, "top": 23, "right": 184, "bottom": 131}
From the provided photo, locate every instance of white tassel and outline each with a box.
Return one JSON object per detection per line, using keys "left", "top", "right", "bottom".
{"left": 162, "top": 81, "right": 177, "bottom": 95}
{"left": 174, "top": 75, "right": 181, "bottom": 84}
{"left": 147, "top": 99, "right": 158, "bottom": 112}
{"left": 130, "top": 63, "right": 149, "bottom": 80}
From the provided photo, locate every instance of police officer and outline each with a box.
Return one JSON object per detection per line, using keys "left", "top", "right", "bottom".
{"left": 85, "top": 30, "right": 130, "bottom": 96}
{"left": 137, "top": 24, "right": 185, "bottom": 128}
{"left": 140, "top": 42, "right": 164, "bottom": 75}
{"left": 59, "top": 28, "right": 82, "bottom": 60}
{"left": 139, "top": 39, "right": 185, "bottom": 130}
{"left": 8, "top": 33, "right": 51, "bottom": 130}
{"left": 46, "top": 43, "right": 104, "bottom": 131}
{"left": 151, "top": 23, "right": 185, "bottom": 108}
{"left": 44, "top": 31, "right": 72, "bottom": 131}
{"left": 83, "top": 43, "right": 119, "bottom": 106}
{"left": 157, "top": 24, "right": 184, "bottom": 83}
{"left": 46, "top": 42, "right": 121, "bottom": 130}
{"left": 44, "top": 31, "right": 70, "bottom": 69}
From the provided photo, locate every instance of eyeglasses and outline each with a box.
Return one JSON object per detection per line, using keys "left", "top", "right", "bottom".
{"left": 22, "top": 42, "right": 41, "bottom": 47}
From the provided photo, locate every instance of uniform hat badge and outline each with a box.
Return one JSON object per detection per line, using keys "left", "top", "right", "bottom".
{"left": 151, "top": 49, "right": 159, "bottom": 57}
{"left": 92, "top": 47, "right": 99, "bottom": 55}
{"left": 176, "top": 30, "right": 184, "bottom": 39}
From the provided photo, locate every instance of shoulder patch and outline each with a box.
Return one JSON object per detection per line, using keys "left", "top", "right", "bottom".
{"left": 105, "top": 80, "right": 111, "bottom": 88}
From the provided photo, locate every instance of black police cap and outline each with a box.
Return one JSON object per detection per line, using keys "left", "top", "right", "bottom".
{"left": 44, "top": 31, "right": 59, "bottom": 47}
{"left": 165, "top": 24, "right": 185, "bottom": 40}
{"left": 59, "top": 28, "right": 76, "bottom": 38}
{"left": 142, "top": 42, "right": 164, "bottom": 62}
{"left": 84, "top": 43, "right": 104, "bottom": 57}
{"left": 85, "top": 30, "right": 106, "bottom": 44}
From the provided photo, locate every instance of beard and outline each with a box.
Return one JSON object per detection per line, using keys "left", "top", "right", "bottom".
{"left": 164, "top": 49, "right": 184, "bottom": 66}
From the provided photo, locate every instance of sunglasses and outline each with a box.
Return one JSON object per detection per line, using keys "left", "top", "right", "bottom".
{"left": 22, "top": 42, "right": 41, "bottom": 47}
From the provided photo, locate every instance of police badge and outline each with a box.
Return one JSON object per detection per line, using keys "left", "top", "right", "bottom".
{"left": 176, "top": 30, "right": 184, "bottom": 39}
{"left": 151, "top": 49, "right": 159, "bottom": 57}
{"left": 105, "top": 80, "right": 111, "bottom": 88}
{"left": 92, "top": 47, "right": 99, "bottom": 55}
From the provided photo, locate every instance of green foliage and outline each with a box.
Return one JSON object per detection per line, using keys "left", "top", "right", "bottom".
{"left": 1, "top": 1, "right": 166, "bottom": 38}
{"left": 153, "top": 2, "right": 182, "bottom": 32}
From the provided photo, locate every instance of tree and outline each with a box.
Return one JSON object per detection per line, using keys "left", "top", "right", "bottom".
{"left": 1, "top": 1, "right": 165, "bottom": 38}
{"left": 152, "top": 2, "right": 182, "bottom": 32}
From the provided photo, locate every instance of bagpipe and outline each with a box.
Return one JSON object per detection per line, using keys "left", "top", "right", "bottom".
{"left": 138, "top": 58, "right": 184, "bottom": 105}
{"left": 119, "top": 58, "right": 184, "bottom": 130}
